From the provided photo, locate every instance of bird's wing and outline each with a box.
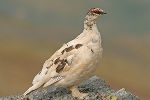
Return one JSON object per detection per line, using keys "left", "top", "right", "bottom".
{"left": 24, "top": 42, "right": 84, "bottom": 96}
{"left": 32, "top": 42, "right": 83, "bottom": 85}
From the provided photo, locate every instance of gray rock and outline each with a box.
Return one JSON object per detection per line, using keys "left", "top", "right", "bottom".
{"left": 0, "top": 76, "right": 140, "bottom": 100}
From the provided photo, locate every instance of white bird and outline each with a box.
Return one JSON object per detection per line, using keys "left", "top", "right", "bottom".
{"left": 24, "top": 8, "right": 106, "bottom": 99}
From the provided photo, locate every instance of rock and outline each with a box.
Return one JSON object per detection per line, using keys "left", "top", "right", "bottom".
{"left": 0, "top": 76, "right": 140, "bottom": 100}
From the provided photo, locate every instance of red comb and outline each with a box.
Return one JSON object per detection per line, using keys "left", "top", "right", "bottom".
{"left": 92, "top": 9, "right": 100, "bottom": 12}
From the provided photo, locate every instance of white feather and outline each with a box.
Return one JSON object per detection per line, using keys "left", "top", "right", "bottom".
{"left": 24, "top": 8, "right": 104, "bottom": 97}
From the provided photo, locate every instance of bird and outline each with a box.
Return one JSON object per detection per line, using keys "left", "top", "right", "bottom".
{"left": 23, "top": 8, "right": 106, "bottom": 99}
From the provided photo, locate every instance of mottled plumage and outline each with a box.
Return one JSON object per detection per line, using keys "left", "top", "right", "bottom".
{"left": 24, "top": 8, "right": 106, "bottom": 99}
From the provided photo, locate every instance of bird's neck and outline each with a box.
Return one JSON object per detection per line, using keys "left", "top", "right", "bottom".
{"left": 82, "top": 15, "right": 101, "bottom": 44}
{"left": 83, "top": 15, "right": 97, "bottom": 31}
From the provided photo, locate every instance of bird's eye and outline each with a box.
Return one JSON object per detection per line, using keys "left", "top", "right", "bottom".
{"left": 93, "top": 11, "right": 101, "bottom": 14}
{"left": 91, "top": 9, "right": 101, "bottom": 14}
{"left": 93, "top": 11, "right": 98, "bottom": 13}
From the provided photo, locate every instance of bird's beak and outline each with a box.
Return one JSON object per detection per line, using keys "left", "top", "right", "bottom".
{"left": 102, "top": 12, "right": 107, "bottom": 15}
{"left": 98, "top": 11, "right": 107, "bottom": 15}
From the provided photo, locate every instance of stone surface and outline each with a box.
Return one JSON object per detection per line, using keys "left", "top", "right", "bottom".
{"left": 0, "top": 76, "right": 140, "bottom": 100}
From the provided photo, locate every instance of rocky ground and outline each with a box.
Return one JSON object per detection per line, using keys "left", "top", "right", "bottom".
{"left": 0, "top": 76, "right": 140, "bottom": 100}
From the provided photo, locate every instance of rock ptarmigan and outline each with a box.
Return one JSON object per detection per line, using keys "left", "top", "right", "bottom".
{"left": 24, "top": 8, "right": 106, "bottom": 99}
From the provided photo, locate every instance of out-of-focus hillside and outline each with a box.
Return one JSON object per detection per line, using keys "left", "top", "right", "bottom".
{"left": 0, "top": 34, "right": 150, "bottom": 100}
{"left": 97, "top": 35, "right": 150, "bottom": 100}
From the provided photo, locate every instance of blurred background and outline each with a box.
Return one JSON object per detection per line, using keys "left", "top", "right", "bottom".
{"left": 0, "top": 0, "right": 150, "bottom": 100}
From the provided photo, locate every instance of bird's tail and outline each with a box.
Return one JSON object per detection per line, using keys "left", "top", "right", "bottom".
{"left": 23, "top": 82, "right": 43, "bottom": 96}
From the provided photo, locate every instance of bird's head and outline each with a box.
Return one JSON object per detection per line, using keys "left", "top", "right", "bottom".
{"left": 86, "top": 8, "right": 107, "bottom": 20}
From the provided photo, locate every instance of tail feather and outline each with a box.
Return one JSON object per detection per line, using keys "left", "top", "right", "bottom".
{"left": 32, "top": 73, "right": 40, "bottom": 85}
{"left": 43, "top": 75, "right": 63, "bottom": 88}
{"left": 23, "top": 82, "right": 43, "bottom": 96}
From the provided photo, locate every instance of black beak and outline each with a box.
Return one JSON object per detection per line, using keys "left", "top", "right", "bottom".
{"left": 103, "top": 12, "right": 107, "bottom": 14}
{"left": 101, "top": 12, "right": 107, "bottom": 15}
{"left": 96, "top": 11, "right": 107, "bottom": 15}
{"left": 92, "top": 10, "right": 107, "bottom": 15}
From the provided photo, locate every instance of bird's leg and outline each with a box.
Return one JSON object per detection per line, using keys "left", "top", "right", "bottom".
{"left": 69, "top": 85, "right": 88, "bottom": 99}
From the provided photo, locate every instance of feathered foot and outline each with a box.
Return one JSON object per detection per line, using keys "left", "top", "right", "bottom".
{"left": 69, "top": 86, "right": 88, "bottom": 99}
